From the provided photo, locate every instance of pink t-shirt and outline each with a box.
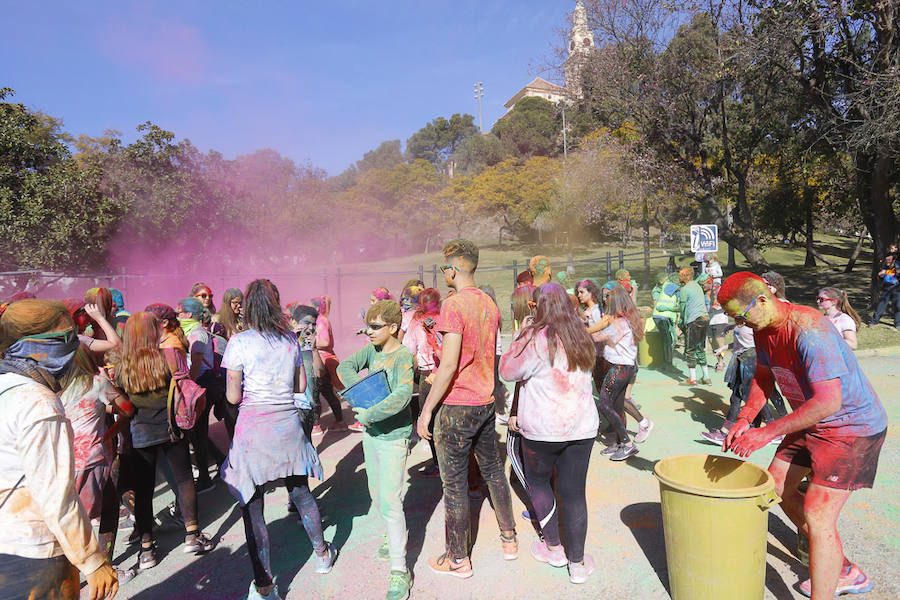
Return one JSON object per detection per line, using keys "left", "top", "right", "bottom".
{"left": 403, "top": 315, "right": 438, "bottom": 371}
{"left": 58, "top": 375, "right": 112, "bottom": 472}
{"left": 437, "top": 287, "right": 500, "bottom": 406}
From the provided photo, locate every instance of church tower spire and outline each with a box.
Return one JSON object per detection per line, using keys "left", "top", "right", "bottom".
{"left": 565, "top": 1, "right": 594, "bottom": 95}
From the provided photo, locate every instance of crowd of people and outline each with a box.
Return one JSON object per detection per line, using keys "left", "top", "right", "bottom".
{"left": 0, "top": 239, "right": 888, "bottom": 600}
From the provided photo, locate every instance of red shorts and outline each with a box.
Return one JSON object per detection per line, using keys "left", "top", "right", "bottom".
{"left": 774, "top": 428, "right": 886, "bottom": 490}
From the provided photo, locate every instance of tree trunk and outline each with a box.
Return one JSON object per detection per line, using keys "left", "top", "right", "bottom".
{"left": 804, "top": 205, "right": 816, "bottom": 267}
{"left": 642, "top": 196, "right": 651, "bottom": 290}
{"left": 844, "top": 229, "right": 866, "bottom": 273}
{"left": 855, "top": 152, "right": 899, "bottom": 304}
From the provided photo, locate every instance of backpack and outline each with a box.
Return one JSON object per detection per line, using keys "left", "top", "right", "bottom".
{"left": 163, "top": 348, "right": 207, "bottom": 434}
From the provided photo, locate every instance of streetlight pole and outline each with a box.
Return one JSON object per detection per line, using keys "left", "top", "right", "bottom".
{"left": 560, "top": 100, "right": 569, "bottom": 158}
{"left": 473, "top": 82, "right": 484, "bottom": 132}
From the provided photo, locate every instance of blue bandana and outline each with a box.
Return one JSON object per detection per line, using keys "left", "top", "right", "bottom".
{"left": 2, "top": 332, "right": 80, "bottom": 391}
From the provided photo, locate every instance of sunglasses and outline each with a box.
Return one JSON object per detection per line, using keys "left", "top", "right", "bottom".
{"left": 815, "top": 297, "right": 834, "bottom": 304}
{"left": 195, "top": 293, "right": 212, "bottom": 299}
{"left": 731, "top": 295, "right": 763, "bottom": 324}
{"left": 22, "top": 328, "right": 77, "bottom": 344}
{"left": 366, "top": 322, "right": 389, "bottom": 331}
{"left": 439, "top": 265, "right": 456, "bottom": 273}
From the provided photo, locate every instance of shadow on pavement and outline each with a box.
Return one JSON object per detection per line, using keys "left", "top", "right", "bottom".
{"left": 670, "top": 390, "right": 726, "bottom": 431}
{"left": 620, "top": 502, "right": 670, "bottom": 595}
{"left": 404, "top": 456, "right": 444, "bottom": 572}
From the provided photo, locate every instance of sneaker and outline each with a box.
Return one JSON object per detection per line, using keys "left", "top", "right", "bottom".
{"left": 428, "top": 553, "right": 473, "bottom": 579}
{"left": 634, "top": 419, "right": 654, "bottom": 443}
{"left": 376, "top": 538, "right": 390, "bottom": 561}
{"left": 700, "top": 429, "right": 726, "bottom": 445}
{"left": 680, "top": 379, "right": 699, "bottom": 386}
{"left": 183, "top": 531, "right": 216, "bottom": 554}
{"left": 348, "top": 421, "right": 365, "bottom": 433}
{"left": 315, "top": 542, "right": 338, "bottom": 574}
{"left": 798, "top": 563, "right": 873, "bottom": 597}
{"left": 247, "top": 581, "right": 283, "bottom": 600}
{"left": 568, "top": 554, "right": 596, "bottom": 584}
{"left": 770, "top": 434, "right": 785, "bottom": 446}
{"left": 700, "top": 377, "right": 712, "bottom": 385}
{"left": 126, "top": 529, "right": 141, "bottom": 546}
{"left": 311, "top": 424, "right": 324, "bottom": 437}
{"left": 116, "top": 567, "right": 137, "bottom": 585}
{"left": 138, "top": 546, "right": 158, "bottom": 570}
{"left": 530, "top": 540, "right": 567, "bottom": 567}
{"left": 501, "top": 533, "right": 518, "bottom": 560}
{"left": 196, "top": 479, "right": 216, "bottom": 495}
{"left": 417, "top": 464, "right": 440, "bottom": 478}
{"left": 600, "top": 443, "right": 620, "bottom": 456}
{"left": 610, "top": 443, "right": 639, "bottom": 461}
{"left": 385, "top": 570, "right": 411, "bottom": 600}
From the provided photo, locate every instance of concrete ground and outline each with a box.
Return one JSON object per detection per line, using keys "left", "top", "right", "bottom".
{"left": 92, "top": 348, "right": 899, "bottom": 600}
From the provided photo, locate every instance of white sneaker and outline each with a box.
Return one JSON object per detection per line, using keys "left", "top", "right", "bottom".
{"left": 247, "top": 581, "right": 282, "bottom": 600}
{"left": 635, "top": 419, "right": 654, "bottom": 443}
{"left": 568, "top": 554, "right": 595, "bottom": 584}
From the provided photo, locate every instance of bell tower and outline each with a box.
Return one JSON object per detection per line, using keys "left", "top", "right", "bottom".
{"left": 565, "top": 1, "right": 594, "bottom": 95}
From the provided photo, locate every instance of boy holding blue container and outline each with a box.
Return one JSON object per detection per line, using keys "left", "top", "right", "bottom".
{"left": 337, "top": 300, "right": 415, "bottom": 600}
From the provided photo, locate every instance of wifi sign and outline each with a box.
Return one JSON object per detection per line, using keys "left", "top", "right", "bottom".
{"left": 690, "top": 224, "right": 718, "bottom": 253}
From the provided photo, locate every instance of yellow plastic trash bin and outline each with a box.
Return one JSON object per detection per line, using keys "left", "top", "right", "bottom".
{"left": 654, "top": 454, "right": 781, "bottom": 600}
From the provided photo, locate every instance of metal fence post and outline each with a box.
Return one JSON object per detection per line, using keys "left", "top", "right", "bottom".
{"left": 431, "top": 264, "right": 437, "bottom": 288}
{"left": 336, "top": 267, "right": 342, "bottom": 337}
{"left": 417, "top": 265, "right": 424, "bottom": 284}
{"left": 513, "top": 259, "right": 518, "bottom": 284}
{"left": 605, "top": 252, "right": 612, "bottom": 279}
{"left": 618, "top": 250, "right": 625, "bottom": 271}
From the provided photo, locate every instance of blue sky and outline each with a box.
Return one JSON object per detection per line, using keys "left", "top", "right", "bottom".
{"left": 2, "top": 1, "right": 574, "bottom": 174}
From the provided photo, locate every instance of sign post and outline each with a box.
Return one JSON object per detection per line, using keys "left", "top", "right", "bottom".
{"left": 690, "top": 224, "right": 719, "bottom": 254}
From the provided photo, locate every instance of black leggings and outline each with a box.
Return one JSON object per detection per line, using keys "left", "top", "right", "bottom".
{"left": 317, "top": 368, "right": 344, "bottom": 423}
{"left": 598, "top": 363, "right": 638, "bottom": 444}
{"left": 521, "top": 437, "right": 593, "bottom": 563}
{"left": 241, "top": 475, "right": 326, "bottom": 588}
{"left": 190, "top": 372, "right": 226, "bottom": 481}
{"left": 133, "top": 439, "right": 198, "bottom": 540}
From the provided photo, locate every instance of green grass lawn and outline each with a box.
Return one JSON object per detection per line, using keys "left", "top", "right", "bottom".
{"left": 336, "top": 234, "right": 900, "bottom": 350}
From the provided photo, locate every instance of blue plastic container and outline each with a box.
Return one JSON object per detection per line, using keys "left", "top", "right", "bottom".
{"left": 341, "top": 369, "right": 391, "bottom": 409}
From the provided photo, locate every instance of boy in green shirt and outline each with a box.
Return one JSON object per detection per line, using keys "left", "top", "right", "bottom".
{"left": 337, "top": 300, "right": 415, "bottom": 600}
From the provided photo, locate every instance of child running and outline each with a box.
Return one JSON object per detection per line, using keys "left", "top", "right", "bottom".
{"left": 337, "top": 300, "right": 415, "bottom": 600}
{"left": 499, "top": 283, "right": 599, "bottom": 584}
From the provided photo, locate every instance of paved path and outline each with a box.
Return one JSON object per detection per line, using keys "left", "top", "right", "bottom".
{"left": 96, "top": 350, "right": 899, "bottom": 600}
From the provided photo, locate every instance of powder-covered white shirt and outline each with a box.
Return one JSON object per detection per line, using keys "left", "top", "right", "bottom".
{"left": 828, "top": 311, "right": 857, "bottom": 334}
{"left": 222, "top": 329, "right": 303, "bottom": 407}
{"left": 602, "top": 318, "right": 637, "bottom": 366}
{"left": 499, "top": 329, "right": 599, "bottom": 442}
{"left": 0, "top": 374, "right": 105, "bottom": 574}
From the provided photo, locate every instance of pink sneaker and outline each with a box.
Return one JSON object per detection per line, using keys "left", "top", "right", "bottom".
{"left": 347, "top": 421, "right": 365, "bottom": 432}
{"left": 798, "top": 563, "right": 873, "bottom": 597}
{"left": 311, "top": 424, "right": 324, "bottom": 437}
{"left": 530, "top": 540, "right": 566, "bottom": 567}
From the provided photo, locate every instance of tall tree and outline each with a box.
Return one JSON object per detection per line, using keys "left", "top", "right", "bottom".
{"left": 492, "top": 96, "right": 561, "bottom": 159}
{"left": 406, "top": 113, "right": 477, "bottom": 171}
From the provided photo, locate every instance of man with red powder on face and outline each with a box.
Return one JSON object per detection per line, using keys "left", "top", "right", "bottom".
{"left": 718, "top": 272, "right": 887, "bottom": 599}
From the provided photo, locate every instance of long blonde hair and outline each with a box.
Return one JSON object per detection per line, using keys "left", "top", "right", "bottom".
{"left": 115, "top": 312, "right": 171, "bottom": 394}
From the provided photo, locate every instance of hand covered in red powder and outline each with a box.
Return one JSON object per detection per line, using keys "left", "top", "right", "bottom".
{"left": 725, "top": 421, "right": 776, "bottom": 458}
